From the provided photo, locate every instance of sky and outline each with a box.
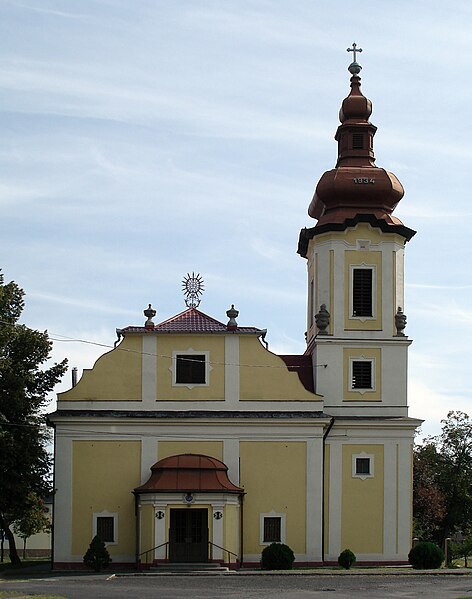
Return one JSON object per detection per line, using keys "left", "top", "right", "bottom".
{"left": 1, "top": 0, "right": 471, "bottom": 438}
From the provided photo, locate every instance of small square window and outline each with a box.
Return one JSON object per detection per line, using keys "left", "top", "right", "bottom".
{"left": 356, "top": 457, "right": 371, "bottom": 475}
{"left": 352, "top": 361, "right": 372, "bottom": 389}
{"left": 263, "top": 517, "right": 281, "bottom": 543}
{"left": 176, "top": 354, "right": 206, "bottom": 384}
{"left": 352, "top": 453, "right": 374, "bottom": 479}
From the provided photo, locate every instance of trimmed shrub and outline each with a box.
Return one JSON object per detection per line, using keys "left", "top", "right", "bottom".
{"left": 338, "top": 548, "right": 356, "bottom": 569}
{"left": 261, "top": 543, "right": 295, "bottom": 570}
{"left": 83, "top": 535, "right": 112, "bottom": 572}
{"left": 408, "top": 541, "right": 444, "bottom": 569}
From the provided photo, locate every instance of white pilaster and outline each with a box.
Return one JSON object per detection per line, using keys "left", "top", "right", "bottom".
{"left": 154, "top": 504, "right": 167, "bottom": 560}
{"left": 212, "top": 505, "right": 224, "bottom": 560}
{"left": 223, "top": 438, "right": 240, "bottom": 486}
{"left": 141, "top": 436, "right": 157, "bottom": 484}
{"left": 383, "top": 441, "right": 397, "bottom": 556}
{"left": 397, "top": 439, "right": 413, "bottom": 556}
{"left": 327, "top": 442, "right": 342, "bottom": 559}
{"left": 224, "top": 335, "right": 239, "bottom": 407}
{"left": 142, "top": 335, "right": 157, "bottom": 407}
{"left": 53, "top": 434, "right": 73, "bottom": 562}
{"left": 306, "top": 436, "right": 323, "bottom": 561}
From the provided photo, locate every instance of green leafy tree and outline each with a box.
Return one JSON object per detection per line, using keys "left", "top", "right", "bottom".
{"left": 413, "top": 412, "right": 472, "bottom": 545}
{"left": 12, "top": 492, "right": 51, "bottom": 558}
{"left": 413, "top": 443, "right": 447, "bottom": 540}
{"left": 0, "top": 271, "right": 67, "bottom": 566}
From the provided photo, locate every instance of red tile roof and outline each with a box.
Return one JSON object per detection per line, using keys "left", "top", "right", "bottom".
{"left": 120, "top": 307, "right": 263, "bottom": 335}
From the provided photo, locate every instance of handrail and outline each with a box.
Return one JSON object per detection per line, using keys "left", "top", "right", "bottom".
{"left": 138, "top": 541, "right": 169, "bottom": 568}
{"left": 208, "top": 541, "right": 239, "bottom": 569}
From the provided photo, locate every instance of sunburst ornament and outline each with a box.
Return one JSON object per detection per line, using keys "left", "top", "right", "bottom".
{"left": 182, "top": 272, "right": 204, "bottom": 308}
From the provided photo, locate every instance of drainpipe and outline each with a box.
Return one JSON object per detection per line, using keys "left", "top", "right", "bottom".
{"left": 321, "top": 416, "right": 335, "bottom": 564}
{"left": 239, "top": 493, "right": 244, "bottom": 569}
{"left": 133, "top": 492, "right": 139, "bottom": 570}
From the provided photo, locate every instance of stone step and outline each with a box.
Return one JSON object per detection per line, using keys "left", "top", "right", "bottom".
{"left": 150, "top": 562, "right": 231, "bottom": 574}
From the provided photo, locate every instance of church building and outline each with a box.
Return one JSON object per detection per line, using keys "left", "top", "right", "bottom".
{"left": 49, "top": 50, "right": 421, "bottom": 568}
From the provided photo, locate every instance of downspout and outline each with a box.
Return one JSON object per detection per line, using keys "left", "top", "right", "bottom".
{"left": 321, "top": 416, "right": 335, "bottom": 564}
{"left": 133, "top": 492, "right": 139, "bottom": 570}
{"left": 239, "top": 493, "right": 244, "bottom": 569}
{"left": 50, "top": 419, "right": 56, "bottom": 570}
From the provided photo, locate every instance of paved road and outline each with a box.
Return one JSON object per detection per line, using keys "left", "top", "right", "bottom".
{"left": 1, "top": 573, "right": 472, "bottom": 599}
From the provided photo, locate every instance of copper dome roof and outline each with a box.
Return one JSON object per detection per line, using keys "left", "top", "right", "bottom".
{"left": 134, "top": 454, "right": 243, "bottom": 494}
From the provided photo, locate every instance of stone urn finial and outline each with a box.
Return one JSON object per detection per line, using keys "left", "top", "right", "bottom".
{"left": 144, "top": 303, "right": 156, "bottom": 329}
{"left": 315, "top": 304, "right": 330, "bottom": 335}
{"left": 395, "top": 307, "right": 407, "bottom": 336}
{"left": 226, "top": 304, "right": 239, "bottom": 330}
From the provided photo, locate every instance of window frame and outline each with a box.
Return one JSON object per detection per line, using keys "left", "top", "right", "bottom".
{"left": 93, "top": 511, "right": 118, "bottom": 545}
{"left": 171, "top": 349, "right": 210, "bottom": 389}
{"left": 352, "top": 453, "right": 375, "bottom": 480}
{"left": 259, "top": 511, "right": 285, "bottom": 545}
{"left": 349, "top": 357, "right": 376, "bottom": 394}
{"left": 349, "top": 264, "right": 376, "bottom": 321}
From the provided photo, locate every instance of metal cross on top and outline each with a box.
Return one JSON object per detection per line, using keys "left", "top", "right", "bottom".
{"left": 347, "top": 42, "right": 363, "bottom": 62}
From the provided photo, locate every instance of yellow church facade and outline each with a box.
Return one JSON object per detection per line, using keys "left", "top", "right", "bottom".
{"left": 49, "top": 55, "right": 421, "bottom": 568}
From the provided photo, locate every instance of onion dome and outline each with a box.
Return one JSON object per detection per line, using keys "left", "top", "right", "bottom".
{"left": 307, "top": 56, "right": 406, "bottom": 229}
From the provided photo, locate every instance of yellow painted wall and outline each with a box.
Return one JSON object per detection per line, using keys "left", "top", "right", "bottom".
{"left": 239, "top": 337, "right": 321, "bottom": 401}
{"left": 344, "top": 250, "right": 382, "bottom": 330}
{"left": 139, "top": 504, "right": 154, "bottom": 562}
{"left": 156, "top": 336, "right": 224, "bottom": 401}
{"left": 59, "top": 336, "right": 142, "bottom": 401}
{"left": 72, "top": 441, "right": 141, "bottom": 556}
{"left": 240, "top": 441, "right": 306, "bottom": 554}
{"left": 343, "top": 348, "right": 381, "bottom": 401}
{"left": 223, "top": 504, "right": 240, "bottom": 559}
{"left": 157, "top": 441, "right": 223, "bottom": 461}
{"left": 341, "top": 444, "right": 384, "bottom": 554}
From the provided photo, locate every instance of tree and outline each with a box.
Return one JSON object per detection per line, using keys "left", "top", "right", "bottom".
{"left": 83, "top": 536, "right": 111, "bottom": 572}
{"left": 12, "top": 492, "right": 51, "bottom": 559}
{"left": 0, "top": 271, "right": 67, "bottom": 566}
{"left": 413, "top": 412, "right": 472, "bottom": 545}
{"left": 413, "top": 443, "right": 447, "bottom": 541}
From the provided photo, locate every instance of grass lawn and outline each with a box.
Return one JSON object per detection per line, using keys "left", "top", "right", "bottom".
{"left": 0, "top": 593, "right": 65, "bottom": 599}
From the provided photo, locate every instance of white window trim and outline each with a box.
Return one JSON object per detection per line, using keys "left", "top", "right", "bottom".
{"left": 349, "top": 356, "right": 376, "bottom": 394}
{"left": 259, "top": 510, "right": 286, "bottom": 545}
{"left": 349, "top": 263, "right": 376, "bottom": 321}
{"left": 352, "top": 452, "right": 375, "bottom": 480}
{"left": 171, "top": 348, "right": 211, "bottom": 389}
{"left": 93, "top": 511, "right": 118, "bottom": 545}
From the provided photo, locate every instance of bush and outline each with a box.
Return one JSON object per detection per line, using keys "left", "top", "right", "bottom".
{"left": 408, "top": 541, "right": 444, "bottom": 569}
{"left": 83, "top": 535, "right": 112, "bottom": 572}
{"left": 338, "top": 548, "right": 356, "bottom": 569}
{"left": 261, "top": 543, "right": 295, "bottom": 570}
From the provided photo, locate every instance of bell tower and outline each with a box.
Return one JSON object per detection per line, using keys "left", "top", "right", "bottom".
{"left": 298, "top": 47, "right": 416, "bottom": 417}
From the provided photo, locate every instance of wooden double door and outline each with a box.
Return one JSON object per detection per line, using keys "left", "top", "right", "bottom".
{"left": 169, "top": 508, "right": 208, "bottom": 562}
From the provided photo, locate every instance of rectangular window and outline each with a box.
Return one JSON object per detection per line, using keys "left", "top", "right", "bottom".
{"left": 355, "top": 457, "right": 371, "bottom": 475}
{"left": 263, "top": 517, "right": 281, "bottom": 543}
{"left": 352, "top": 132, "right": 364, "bottom": 149}
{"left": 96, "top": 516, "right": 115, "bottom": 542}
{"left": 352, "top": 268, "right": 373, "bottom": 317}
{"left": 176, "top": 354, "right": 206, "bottom": 384}
{"left": 352, "top": 361, "right": 372, "bottom": 389}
